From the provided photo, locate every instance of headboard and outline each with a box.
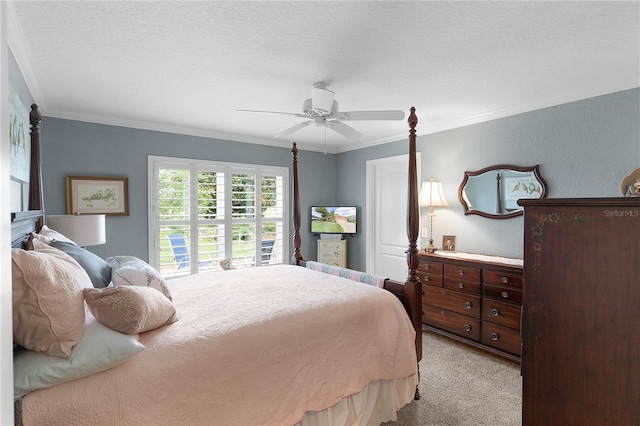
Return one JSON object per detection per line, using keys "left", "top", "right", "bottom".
{"left": 11, "top": 210, "right": 44, "bottom": 248}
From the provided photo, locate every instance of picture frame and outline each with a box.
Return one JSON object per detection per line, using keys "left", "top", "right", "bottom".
{"left": 9, "top": 84, "right": 31, "bottom": 212}
{"left": 66, "top": 175, "right": 129, "bottom": 216}
{"left": 442, "top": 235, "right": 457, "bottom": 252}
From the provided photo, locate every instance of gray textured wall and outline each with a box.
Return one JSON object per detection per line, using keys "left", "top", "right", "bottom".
{"left": 337, "top": 88, "right": 640, "bottom": 270}
{"left": 40, "top": 118, "right": 336, "bottom": 262}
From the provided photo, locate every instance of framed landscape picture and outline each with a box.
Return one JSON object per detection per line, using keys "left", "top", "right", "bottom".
{"left": 66, "top": 175, "right": 129, "bottom": 216}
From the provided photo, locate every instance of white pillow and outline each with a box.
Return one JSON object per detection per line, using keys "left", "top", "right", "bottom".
{"left": 105, "top": 256, "right": 172, "bottom": 301}
{"left": 13, "top": 311, "right": 145, "bottom": 399}
{"left": 29, "top": 224, "right": 77, "bottom": 246}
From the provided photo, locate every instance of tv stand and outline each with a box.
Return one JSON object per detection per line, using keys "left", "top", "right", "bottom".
{"left": 317, "top": 239, "right": 347, "bottom": 267}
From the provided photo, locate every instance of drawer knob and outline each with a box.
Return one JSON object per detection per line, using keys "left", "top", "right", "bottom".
{"left": 464, "top": 324, "right": 472, "bottom": 332}
{"left": 491, "top": 308, "right": 500, "bottom": 316}
{"left": 458, "top": 269, "right": 464, "bottom": 276}
{"left": 464, "top": 301, "right": 472, "bottom": 309}
{"left": 425, "top": 265, "right": 430, "bottom": 269}
{"left": 501, "top": 276, "right": 509, "bottom": 283}
{"left": 491, "top": 332, "right": 500, "bottom": 341}
{"left": 421, "top": 289, "right": 425, "bottom": 295}
{"left": 424, "top": 276, "right": 430, "bottom": 282}
{"left": 458, "top": 282, "right": 464, "bottom": 289}
{"left": 501, "top": 291, "right": 509, "bottom": 299}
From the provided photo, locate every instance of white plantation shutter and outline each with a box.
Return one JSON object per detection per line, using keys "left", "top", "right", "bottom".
{"left": 149, "top": 156, "right": 288, "bottom": 277}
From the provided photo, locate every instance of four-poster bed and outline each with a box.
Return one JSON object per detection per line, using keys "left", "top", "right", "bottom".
{"left": 11, "top": 105, "right": 423, "bottom": 425}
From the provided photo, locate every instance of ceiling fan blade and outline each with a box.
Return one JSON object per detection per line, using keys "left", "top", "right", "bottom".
{"left": 338, "top": 110, "right": 405, "bottom": 121}
{"left": 237, "top": 109, "right": 307, "bottom": 118}
{"left": 275, "top": 121, "right": 313, "bottom": 138}
{"left": 327, "top": 121, "right": 363, "bottom": 139}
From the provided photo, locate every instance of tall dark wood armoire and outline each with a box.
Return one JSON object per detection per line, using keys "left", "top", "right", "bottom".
{"left": 519, "top": 198, "right": 639, "bottom": 425}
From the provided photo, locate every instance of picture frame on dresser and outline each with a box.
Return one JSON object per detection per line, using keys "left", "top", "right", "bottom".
{"left": 442, "top": 235, "right": 456, "bottom": 252}
{"left": 66, "top": 175, "right": 129, "bottom": 216}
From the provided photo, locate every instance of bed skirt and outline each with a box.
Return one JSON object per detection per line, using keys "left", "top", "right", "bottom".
{"left": 297, "top": 374, "right": 418, "bottom": 426}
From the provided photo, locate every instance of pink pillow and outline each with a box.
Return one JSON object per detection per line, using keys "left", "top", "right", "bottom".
{"left": 12, "top": 241, "right": 91, "bottom": 358}
{"left": 84, "top": 286, "right": 178, "bottom": 335}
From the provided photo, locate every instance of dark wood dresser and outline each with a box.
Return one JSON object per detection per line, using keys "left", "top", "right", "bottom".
{"left": 419, "top": 251, "right": 523, "bottom": 362}
{"left": 519, "top": 197, "right": 639, "bottom": 425}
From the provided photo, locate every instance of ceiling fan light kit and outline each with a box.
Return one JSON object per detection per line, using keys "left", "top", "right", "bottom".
{"left": 238, "top": 82, "right": 405, "bottom": 140}
{"left": 310, "top": 82, "right": 335, "bottom": 114}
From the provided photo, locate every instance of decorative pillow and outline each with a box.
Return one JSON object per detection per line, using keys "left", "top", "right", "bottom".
{"left": 29, "top": 224, "right": 77, "bottom": 246}
{"left": 50, "top": 240, "right": 112, "bottom": 288}
{"left": 105, "top": 256, "right": 172, "bottom": 301}
{"left": 12, "top": 240, "right": 91, "bottom": 358}
{"left": 13, "top": 312, "right": 145, "bottom": 399}
{"left": 84, "top": 286, "right": 178, "bottom": 335}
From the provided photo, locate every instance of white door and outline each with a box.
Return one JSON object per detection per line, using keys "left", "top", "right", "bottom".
{"left": 366, "top": 153, "right": 420, "bottom": 281}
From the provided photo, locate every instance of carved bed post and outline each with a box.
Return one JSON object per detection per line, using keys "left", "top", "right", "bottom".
{"left": 28, "top": 104, "right": 44, "bottom": 230}
{"left": 291, "top": 143, "right": 303, "bottom": 265}
{"left": 405, "top": 107, "right": 422, "bottom": 400}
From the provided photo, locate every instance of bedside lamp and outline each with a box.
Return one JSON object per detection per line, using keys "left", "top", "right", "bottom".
{"left": 46, "top": 214, "right": 106, "bottom": 248}
{"left": 419, "top": 178, "right": 448, "bottom": 253}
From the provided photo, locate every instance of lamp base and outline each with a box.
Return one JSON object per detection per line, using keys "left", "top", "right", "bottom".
{"left": 426, "top": 238, "right": 438, "bottom": 253}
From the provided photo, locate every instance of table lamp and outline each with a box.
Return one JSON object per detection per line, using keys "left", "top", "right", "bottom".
{"left": 419, "top": 178, "right": 448, "bottom": 253}
{"left": 46, "top": 213, "right": 106, "bottom": 248}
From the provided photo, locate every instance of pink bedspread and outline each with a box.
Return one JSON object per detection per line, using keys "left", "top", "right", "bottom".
{"left": 21, "top": 265, "right": 417, "bottom": 425}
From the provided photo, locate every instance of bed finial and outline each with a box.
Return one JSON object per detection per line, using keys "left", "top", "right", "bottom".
{"left": 291, "top": 143, "right": 303, "bottom": 264}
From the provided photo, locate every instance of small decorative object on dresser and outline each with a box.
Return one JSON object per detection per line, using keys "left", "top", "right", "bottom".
{"left": 419, "top": 251, "right": 523, "bottom": 362}
{"left": 620, "top": 167, "right": 640, "bottom": 197}
{"left": 441, "top": 235, "right": 456, "bottom": 252}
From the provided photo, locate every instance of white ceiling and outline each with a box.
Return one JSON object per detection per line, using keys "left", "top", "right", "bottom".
{"left": 7, "top": 1, "right": 640, "bottom": 154}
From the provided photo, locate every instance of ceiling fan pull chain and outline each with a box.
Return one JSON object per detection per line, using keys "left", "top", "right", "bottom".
{"left": 324, "top": 123, "right": 327, "bottom": 155}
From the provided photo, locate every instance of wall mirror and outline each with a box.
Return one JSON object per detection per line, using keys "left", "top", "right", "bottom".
{"left": 458, "top": 164, "right": 548, "bottom": 219}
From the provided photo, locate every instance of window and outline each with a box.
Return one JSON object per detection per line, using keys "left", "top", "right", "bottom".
{"left": 148, "top": 156, "right": 288, "bottom": 278}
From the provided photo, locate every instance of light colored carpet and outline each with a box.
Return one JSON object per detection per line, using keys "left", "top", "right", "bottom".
{"left": 386, "top": 331, "right": 522, "bottom": 426}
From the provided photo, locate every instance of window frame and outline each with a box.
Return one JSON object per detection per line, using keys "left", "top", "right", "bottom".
{"left": 148, "top": 155, "right": 289, "bottom": 275}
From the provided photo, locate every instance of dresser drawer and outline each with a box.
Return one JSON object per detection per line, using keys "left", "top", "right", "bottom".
{"left": 444, "top": 276, "right": 481, "bottom": 295}
{"left": 317, "top": 240, "right": 344, "bottom": 251}
{"left": 484, "top": 270, "right": 522, "bottom": 290}
{"left": 418, "top": 271, "right": 443, "bottom": 287}
{"left": 423, "top": 285, "right": 480, "bottom": 318}
{"left": 423, "top": 304, "right": 480, "bottom": 341}
{"left": 481, "top": 322, "right": 521, "bottom": 356}
{"left": 484, "top": 284, "right": 523, "bottom": 305}
{"left": 483, "top": 299, "right": 521, "bottom": 330}
{"left": 318, "top": 250, "right": 342, "bottom": 262}
{"left": 418, "top": 259, "right": 443, "bottom": 275}
{"left": 444, "top": 264, "right": 481, "bottom": 282}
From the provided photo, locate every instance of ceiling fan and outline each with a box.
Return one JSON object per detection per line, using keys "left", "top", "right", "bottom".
{"left": 237, "top": 82, "right": 405, "bottom": 140}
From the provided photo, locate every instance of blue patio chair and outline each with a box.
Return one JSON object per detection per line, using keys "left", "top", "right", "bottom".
{"left": 261, "top": 240, "right": 275, "bottom": 264}
{"left": 167, "top": 234, "right": 213, "bottom": 270}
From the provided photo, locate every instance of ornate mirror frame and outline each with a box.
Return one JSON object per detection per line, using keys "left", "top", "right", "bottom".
{"left": 458, "top": 164, "right": 548, "bottom": 219}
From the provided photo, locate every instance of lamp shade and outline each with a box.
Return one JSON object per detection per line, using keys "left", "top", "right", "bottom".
{"left": 46, "top": 214, "right": 106, "bottom": 247}
{"left": 419, "top": 179, "right": 449, "bottom": 208}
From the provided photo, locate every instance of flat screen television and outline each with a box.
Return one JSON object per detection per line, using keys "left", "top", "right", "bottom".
{"left": 310, "top": 206, "right": 357, "bottom": 234}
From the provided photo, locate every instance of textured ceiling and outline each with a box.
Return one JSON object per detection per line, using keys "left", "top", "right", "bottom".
{"left": 7, "top": 1, "right": 640, "bottom": 153}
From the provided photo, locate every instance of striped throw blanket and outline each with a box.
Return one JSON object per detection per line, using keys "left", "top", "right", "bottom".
{"left": 305, "top": 261, "right": 387, "bottom": 288}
